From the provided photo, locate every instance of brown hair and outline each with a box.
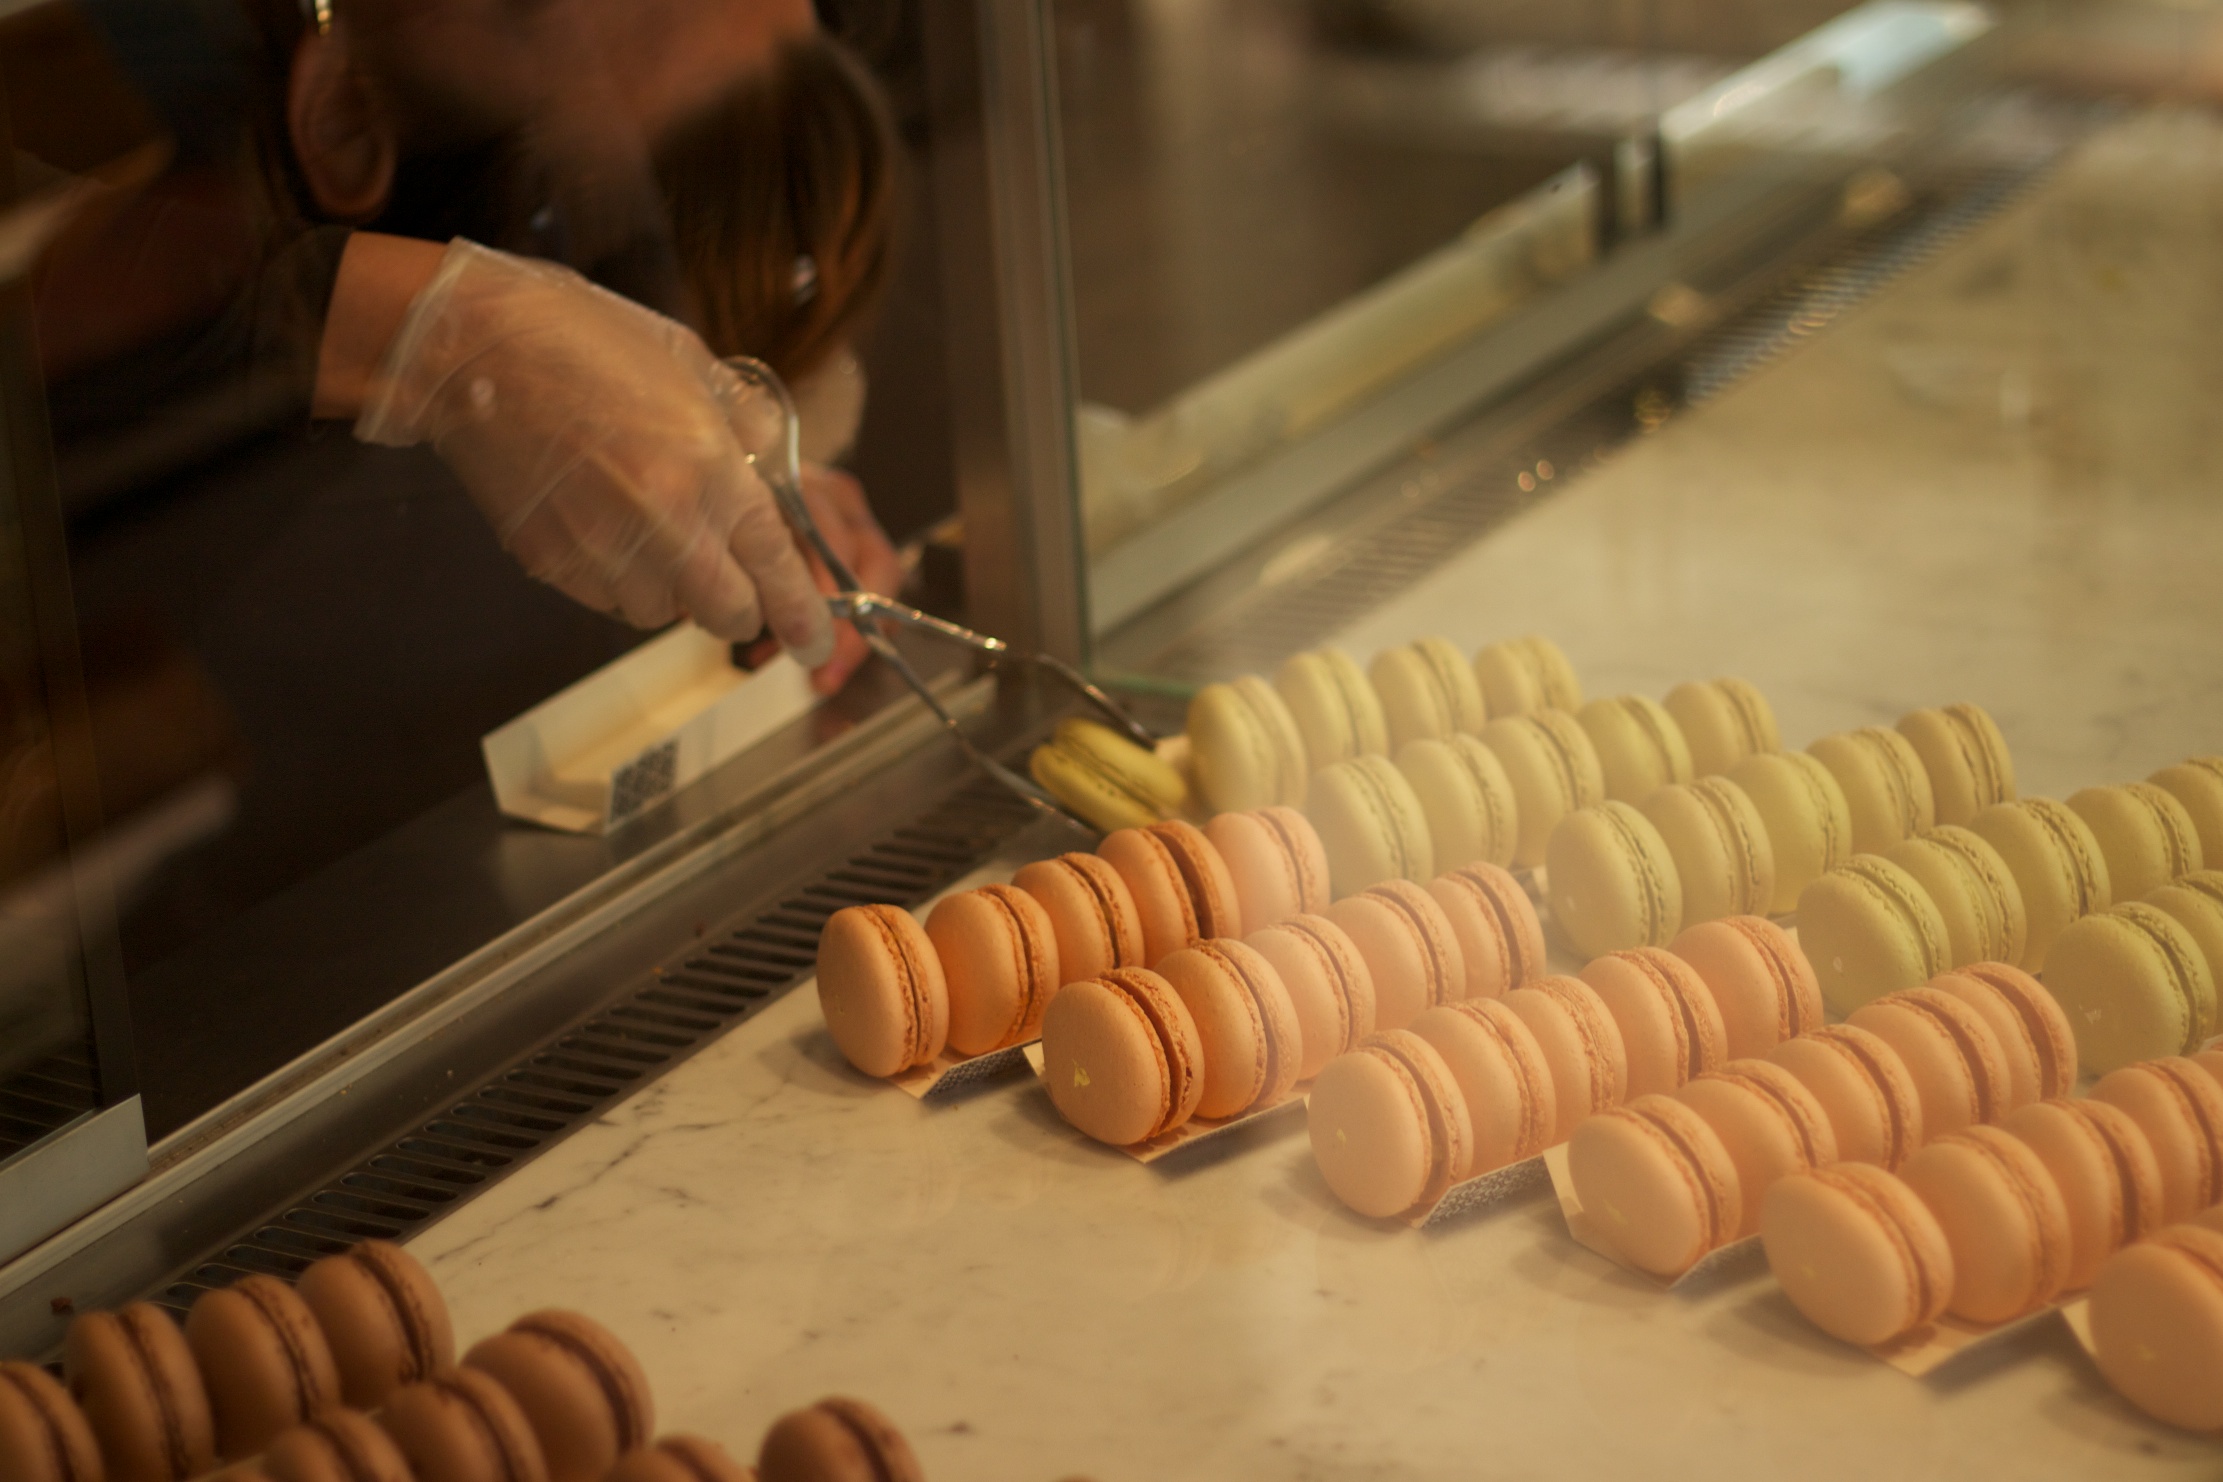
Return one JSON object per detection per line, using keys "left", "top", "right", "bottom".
{"left": 653, "top": 34, "right": 896, "bottom": 384}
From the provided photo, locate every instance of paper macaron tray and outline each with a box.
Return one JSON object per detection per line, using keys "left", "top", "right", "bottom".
{"left": 1410, "top": 1151, "right": 1553, "bottom": 1229}
{"left": 1022, "top": 1043, "right": 1306, "bottom": 1164}
{"left": 1540, "top": 1145, "right": 1767, "bottom": 1291}
{"left": 889, "top": 1039, "right": 1038, "bottom": 1100}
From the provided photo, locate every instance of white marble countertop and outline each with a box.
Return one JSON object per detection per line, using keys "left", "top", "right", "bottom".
{"left": 409, "top": 112, "right": 2223, "bottom": 1479}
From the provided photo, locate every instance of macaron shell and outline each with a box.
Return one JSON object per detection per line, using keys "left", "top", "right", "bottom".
{"left": 1370, "top": 640, "right": 1482, "bottom": 751}
{"left": 1675, "top": 1060, "right": 1837, "bottom": 1235}
{"left": 2145, "top": 872, "right": 2223, "bottom": 1042}
{"left": 1762, "top": 1163, "right": 1953, "bottom": 1347}
{"left": 1396, "top": 736, "right": 1519, "bottom": 873}
{"left": 2002, "top": 1097, "right": 2164, "bottom": 1293}
{"left": 1639, "top": 778, "right": 1775, "bottom": 926}
{"left": 1768, "top": 1025, "right": 1922, "bottom": 1169}
{"left": 263, "top": 1411, "right": 414, "bottom": 1482}
{"left": 1187, "top": 677, "right": 1307, "bottom": 813}
{"left": 1053, "top": 716, "right": 1188, "bottom": 815}
{"left": 1473, "top": 641, "right": 1544, "bottom": 719}
{"left": 1729, "top": 751, "right": 1850, "bottom": 915}
{"left": 1308, "top": 1046, "right": 1438, "bottom": 1218}
{"left": 1276, "top": 650, "right": 1388, "bottom": 770}
{"left": 1664, "top": 678, "right": 1777, "bottom": 779}
{"left": 186, "top": 1275, "right": 341, "bottom": 1460}
{"left": 0, "top": 1360, "right": 103, "bottom": 1482}
{"left": 465, "top": 1310, "right": 652, "bottom": 1482}
{"left": 1480, "top": 713, "right": 1605, "bottom": 869}
{"left": 2045, "top": 903, "right": 2212, "bottom": 1075}
{"left": 1246, "top": 915, "right": 1375, "bottom": 1079}
{"left": 1307, "top": 756, "right": 1434, "bottom": 896}
{"left": 1545, "top": 802, "right": 1685, "bottom": 961}
{"left": 1325, "top": 882, "right": 1465, "bottom": 1032}
{"left": 1367, "top": 1029, "right": 1475, "bottom": 1190}
{"left": 1797, "top": 855, "right": 1951, "bottom": 1017}
{"left": 2090, "top": 1058, "right": 2223, "bottom": 1225}
{"left": 1900, "top": 1126, "right": 2071, "bottom": 1324}
{"left": 376, "top": 1370, "right": 549, "bottom": 1482}
{"left": 929, "top": 885, "right": 1058, "bottom": 1057}
{"left": 1410, "top": 998, "right": 1555, "bottom": 1172}
{"left": 1667, "top": 916, "right": 1820, "bottom": 1061}
{"left": 1846, "top": 988, "right": 2008, "bottom": 1140}
{"left": 1970, "top": 798, "right": 2111, "bottom": 971}
{"left": 1809, "top": 727, "right": 1936, "bottom": 856}
{"left": 1206, "top": 808, "right": 1328, "bottom": 933}
{"left": 1148, "top": 820, "right": 1242, "bottom": 941}
{"left": 1897, "top": 704, "right": 2015, "bottom": 827}
{"left": 815, "top": 905, "right": 948, "bottom": 1078}
{"left": 2151, "top": 758, "right": 2223, "bottom": 869}
{"left": 1028, "top": 742, "right": 1162, "bottom": 833}
{"left": 1013, "top": 853, "right": 1144, "bottom": 987}
{"left": 1504, "top": 976, "right": 1629, "bottom": 1143}
{"left": 1427, "top": 864, "right": 1546, "bottom": 1000}
{"left": 1928, "top": 964, "right": 2074, "bottom": 1110}
{"left": 759, "top": 1398, "right": 922, "bottom": 1482}
{"left": 1883, "top": 827, "right": 2027, "bottom": 971}
{"left": 1522, "top": 637, "right": 1583, "bottom": 711}
{"left": 1577, "top": 695, "right": 1693, "bottom": 804}
{"left": 2071, "top": 783, "right": 2203, "bottom": 905}
{"left": 1568, "top": 1095, "right": 1740, "bottom": 1278}
{"left": 1580, "top": 948, "right": 1725, "bottom": 1099}
{"left": 2089, "top": 1224, "right": 2223, "bottom": 1431}
{"left": 1099, "top": 827, "right": 1203, "bottom": 966}
{"left": 1041, "top": 969, "right": 1203, "bottom": 1145}
{"left": 65, "top": 1305, "right": 216, "bottom": 1482}
{"left": 1159, "top": 940, "right": 1301, "bottom": 1119}
{"left": 604, "top": 1436, "right": 754, "bottom": 1482}
{"left": 295, "top": 1241, "right": 453, "bottom": 1415}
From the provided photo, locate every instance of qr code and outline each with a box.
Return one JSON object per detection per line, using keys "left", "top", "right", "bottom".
{"left": 609, "top": 739, "right": 679, "bottom": 824}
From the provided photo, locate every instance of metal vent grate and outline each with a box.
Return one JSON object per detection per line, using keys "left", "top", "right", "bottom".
{"left": 143, "top": 777, "right": 1042, "bottom": 1316}
{"left": 0, "top": 1053, "right": 101, "bottom": 1163}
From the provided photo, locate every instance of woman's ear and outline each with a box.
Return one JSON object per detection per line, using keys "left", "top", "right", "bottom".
{"left": 288, "top": 27, "right": 395, "bottom": 222}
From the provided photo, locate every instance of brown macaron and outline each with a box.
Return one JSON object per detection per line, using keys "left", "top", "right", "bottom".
{"left": 464, "top": 1310, "right": 653, "bottom": 1482}
{"left": 1675, "top": 1059, "right": 1838, "bottom": 1235}
{"left": 1040, "top": 967, "right": 1206, "bottom": 1146}
{"left": 296, "top": 1241, "right": 454, "bottom": 1412}
{"left": 1, "top": 1359, "right": 104, "bottom": 1482}
{"left": 605, "top": 1436, "right": 756, "bottom": 1482}
{"left": 185, "top": 1276, "right": 341, "bottom": 1461}
{"left": 1425, "top": 863, "right": 1547, "bottom": 1000}
{"left": 1767, "top": 1025, "right": 1923, "bottom": 1170}
{"left": 1011, "top": 852, "right": 1145, "bottom": 987}
{"left": 2002, "top": 1097, "right": 2164, "bottom": 1292}
{"left": 1409, "top": 998, "right": 1555, "bottom": 1174}
{"left": 1900, "top": 1125, "right": 2072, "bottom": 1325}
{"left": 926, "top": 883, "right": 1060, "bottom": 1058}
{"left": 262, "top": 1409, "right": 414, "bottom": 1482}
{"left": 1503, "top": 976, "right": 1629, "bottom": 1144}
{"left": 1325, "top": 880, "right": 1466, "bottom": 1031}
{"left": 377, "top": 1369, "right": 547, "bottom": 1482}
{"left": 1927, "top": 963, "right": 2077, "bottom": 1111}
{"left": 758, "top": 1398, "right": 922, "bottom": 1482}
{"left": 1580, "top": 947, "right": 1727, "bottom": 1099}
{"left": 1157, "top": 939, "right": 1304, "bottom": 1119}
{"left": 1845, "top": 987, "right": 2009, "bottom": 1140}
{"left": 64, "top": 1304, "right": 215, "bottom": 1482}
{"left": 2089, "top": 1057, "right": 2223, "bottom": 1225}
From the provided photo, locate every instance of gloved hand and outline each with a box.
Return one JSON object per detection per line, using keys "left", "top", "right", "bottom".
{"left": 783, "top": 463, "right": 904, "bottom": 695}
{"left": 355, "top": 238, "right": 834, "bottom": 665}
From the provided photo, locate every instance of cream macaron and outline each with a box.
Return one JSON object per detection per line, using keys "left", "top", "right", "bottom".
{"left": 1480, "top": 710, "right": 1606, "bottom": 869}
{"left": 1186, "top": 676, "right": 1309, "bottom": 814}
{"left": 1664, "top": 678, "right": 1779, "bottom": 779}
{"left": 1797, "top": 854, "right": 1951, "bottom": 1017}
{"left": 1809, "top": 726, "right": 1937, "bottom": 856}
{"left": 1728, "top": 751, "right": 1850, "bottom": 916}
{"left": 2044, "top": 901, "right": 2214, "bottom": 1074}
{"left": 1306, "top": 755, "right": 1434, "bottom": 897}
{"left": 1882, "top": 825, "right": 2027, "bottom": 970}
{"left": 2150, "top": 756, "right": 2223, "bottom": 868}
{"left": 1640, "top": 777, "right": 1775, "bottom": 927}
{"left": 1896, "top": 703, "right": 2015, "bottom": 827}
{"left": 1473, "top": 635, "right": 1581, "bottom": 718}
{"left": 1369, "top": 638, "right": 1486, "bottom": 750}
{"left": 1577, "top": 695, "right": 1693, "bottom": 805}
{"left": 1969, "top": 797, "right": 2110, "bottom": 971}
{"left": 2070, "top": 782, "right": 2204, "bottom": 904}
{"left": 1395, "top": 735, "right": 1519, "bottom": 873}
{"left": 1545, "top": 802, "right": 1684, "bottom": 961}
{"left": 1276, "top": 649, "right": 1389, "bottom": 771}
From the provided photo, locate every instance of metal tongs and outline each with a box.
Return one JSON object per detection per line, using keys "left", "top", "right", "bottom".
{"left": 721, "top": 357, "right": 1157, "bottom": 830}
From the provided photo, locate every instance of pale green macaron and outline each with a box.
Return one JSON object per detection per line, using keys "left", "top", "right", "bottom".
{"left": 1187, "top": 675, "right": 1309, "bottom": 815}
{"left": 1545, "top": 802, "right": 1684, "bottom": 961}
{"left": 2145, "top": 871, "right": 2223, "bottom": 1044}
{"left": 2151, "top": 757, "right": 2223, "bottom": 868}
{"left": 1884, "top": 825, "right": 2028, "bottom": 969}
{"left": 1728, "top": 750, "right": 1850, "bottom": 916}
{"left": 1030, "top": 717, "right": 1188, "bottom": 834}
{"left": 1396, "top": 735, "right": 1519, "bottom": 872}
{"left": 1970, "top": 797, "right": 2111, "bottom": 972}
{"left": 2070, "top": 782, "right": 2204, "bottom": 905}
{"left": 1473, "top": 634, "right": 1582, "bottom": 718}
{"left": 1639, "top": 776, "right": 1775, "bottom": 925}
{"left": 1663, "top": 677, "right": 1780, "bottom": 779}
{"left": 1275, "top": 649, "right": 1389, "bottom": 772}
{"left": 1809, "top": 727, "right": 1936, "bottom": 856}
{"left": 1369, "top": 638, "right": 1486, "bottom": 751}
{"left": 1578, "top": 695, "right": 1694, "bottom": 805}
{"left": 1798, "top": 854, "right": 1952, "bottom": 1017}
{"left": 1480, "top": 710, "right": 1606, "bottom": 869}
{"left": 1896, "top": 702, "right": 2015, "bottom": 827}
{"left": 2044, "top": 901, "right": 2216, "bottom": 1075}
{"left": 1306, "top": 755, "right": 1434, "bottom": 898}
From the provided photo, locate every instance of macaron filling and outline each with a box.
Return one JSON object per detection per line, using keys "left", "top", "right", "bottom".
{"left": 1729, "top": 916, "right": 1815, "bottom": 1040}
{"left": 515, "top": 1316, "right": 645, "bottom": 1452}
{"left": 1102, "top": 970, "right": 1197, "bottom": 1137}
{"left": 1821, "top": 1166, "right": 1943, "bottom": 1332}
{"left": 1067, "top": 857, "right": 1140, "bottom": 971}
{"left": 1900, "top": 994, "right": 1998, "bottom": 1128}
{"left": 1633, "top": 1102, "right": 1733, "bottom": 1252}
{"left": 1277, "top": 918, "right": 1359, "bottom": 1053}
{"left": 352, "top": 1247, "right": 440, "bottom": 1382}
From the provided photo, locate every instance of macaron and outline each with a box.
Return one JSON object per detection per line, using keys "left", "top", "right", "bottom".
{"left": 815, "top": 905, "right": 949, "bottom": 1078}
{"left": 1567, "top": 1094, "right": 1741, "bottom": 1278}
{"left": 1473, "top": 635, "right": 1581, "bottom": 717}
{"left": 1927, "top": 963, "right": 2077, "bottom": 1110}
{"left": 2151, "top": 756, "right": 2223, "bottom": 868}
{"left": 296, "top": 1240, "right": 453, "bottom": 1413}
{"left": 1306, "top": 1030, "right": 1474, "bottom": 1217}
{"left": 1503, "top": 976, "right": 1628, "bottom": 1143}
{"left": 2089, "top": 1223, "right": 2223, "bottom": 1431}
{"left": 1408, "top": 998, "right": 1554, "bottom": 1174}
{"left": 1027, "top": 716, "right": 1187, "bottom": 833}
{"left": 2001, "top": 1097, "right": 2163, "bottom": 1292}
{"left": 1158, "top": 939, "right": 1303, "bottom": 1119}
{"left": 1426, "top": 863, "right": 1545, "bottom": 1000}
{"left": 1882, "top": 826, "right": 2026, "bottom": 971}
{"left": 759, "top": 1398, "right": 920, "bottom": 1482}
{"left": 1325, "top": 880, "right": 1465, "bottom": 1031}
{"left": 377, "top": 1369, "right": 548, "bottom": 1482}
{"left": 1676, "top": 1059, "right": 1837, "bottom": 1234}
{"left": 1809, "top": 727, "right": 1936, "bottom": 856}
{"left": 1246, "top": 914, "right": 1375, "bottom": 1080}
{"left": 262, "top": 1411, "right": 414, "bottom": 1482}
{"left": 1275, "top": 649, "right": 1389, "bottom": 770}
{"left": 2044, "top": 902, "right": 2214, "bottom": 1073}
{"left": 1663, "top": 678, "right": 1779, "bottom": 779}
{"left": 1639, "top": 777, "right": 1775, "bottom": 927}
{"left": 1846, "top": 987, "right": 2009, "bottom": 1141}
{"left": 2089, "top": 1057, "right": 2223, "bottom": 1225}
{"left": 2070, "top": 782, "right": 2203, "bottom": 904}
{"left": 1899, "top": 1125, "right": 2071, "bottom": 1324}
{"left": 1098, "top": 819, "right": 1241, "bottom": 965}
{"left": 1012, "top": 851, "right": 1144, "bottom": 986}
{"left": 1797, "top": 855, "right": 1950, "bottom": 1017}
{"left": 1896, "top": 703, "right": 2015, "bottom": 827}
{"left": 1186, "top": 676, "right": 1309, "bottom": 813}
{"left": 1727, "top": 751, "right": 1850, "bottom": 915}
{"left": 2147, "top": 871, "right": 2223, "bottom": 1036}
{"left": 1395, "top": 735, "right": 1518, "bottom": 873}
{"left": 0, "top": 1361, "right": 103, "bottom": 1482}
{"left": 1667, "top": 916, "right": 1821, "bottom": 1061}
{"left": 926, "top": 884, "right": 1059, "bottom": 1057}
{"left": 1762, "top": 1163, "right": 1953, "bottom": 1347}
{"left": 1969, "top": 797, "right": 2110, "bottom": 971}
{"left": 1305, "top": 755, "right": 1433, "bottom": 896}
{"left": 1576, "top": 695, "right": 1693, "bottom": 804}
{"left": 1205, "top": 807, "right": 1328, "bottom": 932}
{"left": 1544, "top": 802, "right": 1684, "bottom": 961}
{"left": 1768, "top": 1024, "right": 1923, "bottom": 1169}
{"left": 1369, "top": 638, "right": 1486, "bottom": 749}
{"left": 464, "top": 1310, "right": 652, "bottom": 1482}
{"left": 604, "top": 1436, "right": 754, "bottom": 1482}
{"left": 1039, "top": 967, "right": 1204, "bottom": 1146}
{"left": 1580, "top": 948, "right": 1725, "bottom": 1098}
{"left": 1479, "top": 711, "right": 1605, "bottom": 869}
{"left": 185, "top": 1274, "right": 342, "bottom": 1460}
{"left": 63, "top": 1304, "right": 215, "bottom": 1482}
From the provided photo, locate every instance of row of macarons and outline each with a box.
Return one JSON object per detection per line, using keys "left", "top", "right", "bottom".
{"left": 9, "top": 1237, "right": 919, "bottom": 1482}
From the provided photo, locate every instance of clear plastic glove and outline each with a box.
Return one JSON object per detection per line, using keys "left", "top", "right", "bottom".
{"left": 355, "top": 238, "right": 834, "bottom": 665}
{"left": 742, "top": 463, "right": 903, "bottom": 695}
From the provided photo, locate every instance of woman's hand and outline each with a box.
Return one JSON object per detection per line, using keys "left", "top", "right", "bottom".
{"left": 780, "top": 462, "right": 903, "bottom": 695}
